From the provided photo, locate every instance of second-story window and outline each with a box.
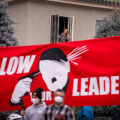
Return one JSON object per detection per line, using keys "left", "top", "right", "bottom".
{"left": 50, "top": 15, "right": 73, "bottom": 43}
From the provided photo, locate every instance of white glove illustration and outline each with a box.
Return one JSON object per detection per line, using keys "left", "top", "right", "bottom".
{"left": 11, "top": 77, "right": 32, "bottom": 104}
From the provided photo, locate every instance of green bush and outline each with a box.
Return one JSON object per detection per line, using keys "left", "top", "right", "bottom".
{"left": 0, "top": 2, "right": 18, "bottom": 46}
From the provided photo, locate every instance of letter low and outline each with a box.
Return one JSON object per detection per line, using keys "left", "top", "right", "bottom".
{"left": 0, "top": 57, "right": 19, "bottom": 75}
{"left": 0, "top": 55, "right": 36, "bottom": 76}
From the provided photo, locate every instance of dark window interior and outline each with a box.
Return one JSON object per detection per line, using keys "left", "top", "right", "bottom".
{"left": 50, "top": 15, "right": 72, "bottom": 43}
{"left": 59, "top": 17, "right": 68, "bottom": 35}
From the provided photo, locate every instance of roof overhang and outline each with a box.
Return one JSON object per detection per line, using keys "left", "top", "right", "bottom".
{"left": 0, "top": 0, "right": 116, "bottom": 10}
{"left": 44, "top": 0, "right": 115, "bottom": 9}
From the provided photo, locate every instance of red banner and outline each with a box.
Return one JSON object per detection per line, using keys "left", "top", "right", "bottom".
{"left": 0, "top": 36, "right": 120, "bottom": 111}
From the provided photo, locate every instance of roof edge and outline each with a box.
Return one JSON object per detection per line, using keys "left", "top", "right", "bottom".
{"left": 1, "top": 0, "right": 116, "bottom": 10}
{"left": 45, "top": 0, "right": 115, "bottom": 9}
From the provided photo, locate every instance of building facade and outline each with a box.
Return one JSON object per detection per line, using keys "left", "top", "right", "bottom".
{"left": 6, "top": 0, "right": 115, "bottom": 45}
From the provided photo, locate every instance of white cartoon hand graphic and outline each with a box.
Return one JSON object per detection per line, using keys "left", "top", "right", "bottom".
{"left": 11, "top": 77, "right": 32, "bottom": 104}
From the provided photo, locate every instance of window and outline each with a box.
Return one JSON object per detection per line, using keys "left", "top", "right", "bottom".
{"left": 50, "top": 15, "right": 73, "bottom": 43}
{"left": 95, "top": 20, "right": 103, "bottom": 35}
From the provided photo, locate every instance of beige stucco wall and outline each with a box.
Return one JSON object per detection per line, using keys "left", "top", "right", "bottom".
{"left": 73, "top": 6, "right": 111, "bottom": 41}
{"left": 8, "top": 1, "right": 28, "bottom": 45}
{"left": 8, "top": 1, "right": 112, "bottom": 46}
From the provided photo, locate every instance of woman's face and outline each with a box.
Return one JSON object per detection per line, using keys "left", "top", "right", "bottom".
{"left": 39, "top": 60, "right": 70, "bottom": 91}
